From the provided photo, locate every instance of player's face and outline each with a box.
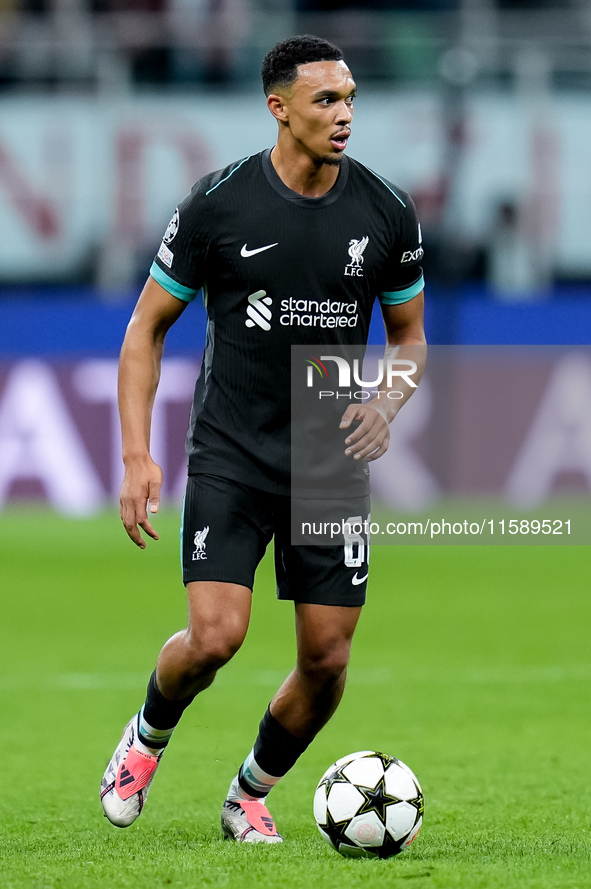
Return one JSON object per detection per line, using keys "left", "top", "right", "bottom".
{"left": 280, "top": 60, "right": 356, "bottom": 165}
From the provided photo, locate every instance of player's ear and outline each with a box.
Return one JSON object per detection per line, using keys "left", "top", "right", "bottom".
{"left": 267, "top": 93, "right": 289, "bottom": 123}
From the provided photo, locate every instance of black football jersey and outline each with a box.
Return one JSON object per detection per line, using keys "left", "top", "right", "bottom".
{"left": 150, "top": 149, "right": 424, "bottom": 494}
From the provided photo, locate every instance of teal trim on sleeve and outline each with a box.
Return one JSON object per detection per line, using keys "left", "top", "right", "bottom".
{"left": 359, "top": 162, "right": 406, "bottom": 206}
{"left": 205, "top": 155, "right": 251, "bottom": 195}
{"left": 150, "top": 262, "right": 198, "bottom": 303}
{"left": 380, "top": 275, "right": 424, "bottom": 305}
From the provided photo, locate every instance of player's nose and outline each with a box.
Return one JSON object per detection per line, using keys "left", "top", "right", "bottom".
{"left": 336, "top": 99, "right": 353, "bottom": 124}
{"left": 336, "top": 100, "right": 353, "bottom": 125}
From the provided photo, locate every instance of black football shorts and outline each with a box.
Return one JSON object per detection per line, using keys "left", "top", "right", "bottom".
{"left": 181, "top": 473, "right": 370, "bottom": 607}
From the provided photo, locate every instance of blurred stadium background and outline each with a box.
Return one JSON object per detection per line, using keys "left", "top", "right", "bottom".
{"left": 0, "top": 0, "right": 590, "bottom": 517}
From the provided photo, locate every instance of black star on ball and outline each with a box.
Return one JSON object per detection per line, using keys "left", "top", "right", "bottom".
{"left": 357, "top": 775, "right": 401, "bottom": 822}
{"left": 373, "top": 751, "right": 397, "bottom": 771}
{"left": 322, "top": 763, "right": 352, "bottom": 788}
{"left": 409, "top": 793, "right": 425, "bottom": 817}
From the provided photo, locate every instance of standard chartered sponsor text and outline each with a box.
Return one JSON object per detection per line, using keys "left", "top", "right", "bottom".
{"left": 280, "top": 297, "right": 358, "bottom": 327}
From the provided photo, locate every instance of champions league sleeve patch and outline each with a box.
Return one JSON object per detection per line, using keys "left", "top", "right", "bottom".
{"left": 163, "top": 208, "right": 180, "bottom": 244}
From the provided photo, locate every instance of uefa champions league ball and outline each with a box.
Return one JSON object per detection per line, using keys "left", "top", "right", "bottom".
{"left": 313, "top": 751, "right": 424, "bottom": 859}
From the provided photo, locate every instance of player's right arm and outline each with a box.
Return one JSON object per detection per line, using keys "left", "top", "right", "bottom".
{"left": 118, "top": 276, "right": 188, "bottom": 548}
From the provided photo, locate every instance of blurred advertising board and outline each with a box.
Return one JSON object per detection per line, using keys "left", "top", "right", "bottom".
{"left": 0, "top": 93, "right": 590, "bottom": 283}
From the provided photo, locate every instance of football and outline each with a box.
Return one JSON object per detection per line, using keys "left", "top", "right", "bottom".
{"left": 313, "top": 750, "right": 424, "bottom": 859}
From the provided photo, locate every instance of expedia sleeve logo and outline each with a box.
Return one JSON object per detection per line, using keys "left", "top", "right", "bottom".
{"left": 401, "top": 222, "right": 424, "bottom": 263}
{"left": 401, "top": 247, "right": 424, "bottom": 263}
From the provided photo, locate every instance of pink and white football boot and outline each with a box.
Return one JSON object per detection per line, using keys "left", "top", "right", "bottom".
{"left": 221, "top": 798, "right": 283, "bottom": 844}
{"left": 100, "top": 715, "right": 161, "bottom": 827}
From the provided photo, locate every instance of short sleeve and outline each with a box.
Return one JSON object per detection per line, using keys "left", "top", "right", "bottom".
{"left": 150, "top": 185, "right": 210, "bottom": 303}
{"left": 378, "top": 195, "right": 425, "bottom": 306}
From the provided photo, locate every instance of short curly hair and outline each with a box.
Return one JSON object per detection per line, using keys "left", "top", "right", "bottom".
{"left": 261, "top": 35, "right": 344, "bottom": 96}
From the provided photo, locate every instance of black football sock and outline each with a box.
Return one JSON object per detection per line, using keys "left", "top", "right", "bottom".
{"left": 231, "top": 706, "right": 313, "bottom": 800}
{"left": 136, "top": 671, "right": 193, "bottom": 754}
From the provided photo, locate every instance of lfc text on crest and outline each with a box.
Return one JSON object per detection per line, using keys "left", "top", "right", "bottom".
{"left": 192, "top": 526, "right": 209, "bottom": 560}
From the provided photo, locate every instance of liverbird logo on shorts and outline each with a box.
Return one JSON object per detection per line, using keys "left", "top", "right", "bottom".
{"left": 192, "top": 526, "right": 209, "bottom": 560}
{"left": 345, "top": 236, "right": 369, "bottom": 277}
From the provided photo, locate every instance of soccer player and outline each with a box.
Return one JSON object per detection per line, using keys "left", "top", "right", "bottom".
{"left": 101, "top": 34, "right": 426, "bottom": 843}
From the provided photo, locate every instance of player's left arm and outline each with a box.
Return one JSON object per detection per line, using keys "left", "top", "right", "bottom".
{"left": 340, "top": 292, "right": 426, "bottom": 461}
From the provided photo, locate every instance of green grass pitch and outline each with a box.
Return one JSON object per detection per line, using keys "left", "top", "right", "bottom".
{"left": 0, "top": 508, "right": 589, "bottom": 889}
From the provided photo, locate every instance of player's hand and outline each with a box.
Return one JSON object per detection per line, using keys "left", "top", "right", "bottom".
{"left": 339, "top": 403, "right": 390, "bottom": 462}
{"left": 119, "top": 456, "right": 163, "bottom": 549}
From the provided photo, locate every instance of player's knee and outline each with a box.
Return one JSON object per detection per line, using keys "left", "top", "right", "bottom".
{"left": 185, "top": 624, "right": 244, "bottom": 671}
{"left": 299, "top": 645, "right": 350, "bottom": 687}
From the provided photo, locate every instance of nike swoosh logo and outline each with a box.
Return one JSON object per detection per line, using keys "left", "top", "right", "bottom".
{"left": 240, "top": 243, "right": 278, "bottom": 258}
{"left": 351, "top": 572, "right": 369, "bottom": 586}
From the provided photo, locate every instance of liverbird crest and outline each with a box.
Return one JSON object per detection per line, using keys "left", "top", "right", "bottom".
{"left": 348, "top": 236, "right": 369, "bottom": 267}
